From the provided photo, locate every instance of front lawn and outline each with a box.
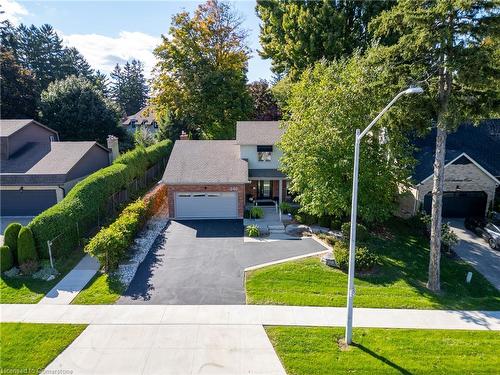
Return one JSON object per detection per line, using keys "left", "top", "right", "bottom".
{"left": 71, "top": 272, "right": 125, "bottom": 304}
{"left": 0, "top": 323, "right": 87, "bottom": 373}
{"left": 267, "top": 326, "right": 500, "bottom": 374}
{"left": 0, "top": 248, "right": 85, "bottom": 304}
{"left": 246, "top": 219, "right": 500, "bottom": 310}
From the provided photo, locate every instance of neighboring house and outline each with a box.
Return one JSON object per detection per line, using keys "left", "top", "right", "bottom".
{"left": 0, "top": 119, "right": 111, "bottom": 216}
{"left": 122, "top": 107, "right": 158, "bottom": 135}
{"left": 162, "top": 121, "right": 290, "bottom": 219}
{"left": 399, "top": 120, "right": 500, "bottom": 218}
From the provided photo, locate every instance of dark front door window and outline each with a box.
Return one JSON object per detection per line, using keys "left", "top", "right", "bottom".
{"left": 258, "top": 180, "right": 273, "bottom": 199}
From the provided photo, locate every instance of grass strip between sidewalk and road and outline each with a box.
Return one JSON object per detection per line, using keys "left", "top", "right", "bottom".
{"left": 266, "top": 326, "right": 500, "bottom": 375}
{"left": 71, "top": 272, "right": 125, "bottom": 304}
{"left": 246, "top": 219, "right": 500, "bottom": 310}
{"left": 0, "top": 323, "right": 87, "bottom": 373}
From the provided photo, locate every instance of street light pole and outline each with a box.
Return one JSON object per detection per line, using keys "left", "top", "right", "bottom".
{"left": 345, "top": 86, "right": 423, "bottom": 345}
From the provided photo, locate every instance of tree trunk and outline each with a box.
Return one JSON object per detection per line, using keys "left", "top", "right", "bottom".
{"left": 427, "top": 125, "right": 447, "bottom": 292}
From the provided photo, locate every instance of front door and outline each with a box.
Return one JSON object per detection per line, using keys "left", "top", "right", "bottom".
{"left": 257, "top": 180, "right": 273, "bottom": 199}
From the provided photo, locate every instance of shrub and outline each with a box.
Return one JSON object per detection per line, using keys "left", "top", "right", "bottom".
{"left": 341, "top": 222, "right": 369, "bottom": 241}
{"left": 303, "top": 213, "right": 317, "bottom": 226}
{"left": 28, "top": 140, "right": 173, "bottom": 259}
{"left": 249, "top": 206, "right": 264, "bottom": 219}
{"left": 318, "top": 216, "right": 331, "bottom": 228}
{"left": 333, "top": 241, "right": 377, "bottom": 272}
{"left": 244, "top": 209, "right": 251, "bottom": 219}
{"left": 330, "top": 218, "right": 342, "bottom": 230}
{"left": 294, "top": 214, "right": 304, "bottom": 223}
{"left": 17, "top": 227, "right": 38, "bottom": 272}
{"left": 4, "top": 223, "right": 21, "bottom": 264}
{"left": 279, "top": 202, "right": 292, "bottom": 214}
{"left": 246, "top": 225, "right": 260, "bottom": 237}
{"left": 19, "top": 259, "right": 38, "bottom": 275}
{"left": 0, "top": 245, "right": 13, "bottom": 272}
{"left": 85, "top": 199, "right": 148, "bottom": 271}
{"left": 143, "top": 183, "right": 167, "bottom": 217}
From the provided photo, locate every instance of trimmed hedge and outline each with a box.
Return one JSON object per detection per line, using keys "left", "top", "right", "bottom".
{"left": 28, "top": 140, "right": 172, "bottom": 259}
{"left": 4, "top": 223, "right": 21, "bottom": 264}
{"left": 1, "top": 245, "right": 13, "bottom": 272}
{"left": 17, "top": 227, "right": 37, "bottom": 265}
{"left": 85, "top": 199, "right": 148, "bottom": 271}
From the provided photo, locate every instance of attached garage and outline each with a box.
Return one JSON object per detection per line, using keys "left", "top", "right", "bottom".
{"left": 424, "top": 191, "right": 488, "bottom": 218}
{"left": 0, "top": 189, "right": 57, "bottom": 216}
{"left": 175, "top": 192, "right": 238, "bottom": 219}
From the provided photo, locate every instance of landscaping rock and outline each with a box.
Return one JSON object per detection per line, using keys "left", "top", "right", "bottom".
{"left": 285, "top": 224, "right": 311, "bottom": 236}
{"left": 117, "top": 218, "right": 169, "bottom": 286}
{"left": 321, "top": 252, "right": 337, "bottom": 268}
{"left": 32, "top": 266, "right": 59, "bottom": 281}
{"left": 3, "top": 267, "right": 19, "bottom": 278}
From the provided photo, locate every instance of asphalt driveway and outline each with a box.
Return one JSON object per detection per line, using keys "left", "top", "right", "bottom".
{"left": 448, "top": 219, "right": 500, "bottom": 290}
{"left": 119, "top": 220, "right": 326, "bottom": 305}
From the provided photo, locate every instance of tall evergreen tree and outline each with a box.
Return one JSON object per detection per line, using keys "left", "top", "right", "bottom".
{"left": 369, "top": 0, "right": 499, "bottom": 291}
{"left": 256, "top": 0, "right": 395, "bottom": 78}
{"left": 152, "top": 0, "right": 252, "bottom": 140}
{"left": 110, "top": 59, "right": 148, "bottom": 115}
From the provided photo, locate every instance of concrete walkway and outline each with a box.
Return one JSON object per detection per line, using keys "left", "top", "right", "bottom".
{"left": 38, "top": 254, "right": 100, "bottom": 305}
{"left": 2, "top": 304, "right": 499, "bottom": 330}
{"left": 44, "top": 324, "right": 286, "bottom": 375}
{"left": 449, "top": 219, "right": 500, "bottom": 290}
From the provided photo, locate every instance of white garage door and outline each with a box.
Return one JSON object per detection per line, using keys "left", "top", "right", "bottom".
{"left": 175, "top": 192, "right": 238, "bottom": 219}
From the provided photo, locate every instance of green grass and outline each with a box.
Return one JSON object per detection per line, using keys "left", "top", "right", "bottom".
{"left": 246, "top": 219, "right": 500, "bottom": 310}
{"left": 266, "top": 326, "right": 500, "bottom": 374}
{"left": 0, "top": 248, "right": 85, "bottom": 304}
{"left": 71, "top": 272, "right": 125, "bottom": 304}
{"left": 0, "top": 323, "right": 87, "bottom": 373}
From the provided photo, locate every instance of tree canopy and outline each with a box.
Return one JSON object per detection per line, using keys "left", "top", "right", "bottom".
{"left": 151, "top": 0, "right": 252, "bottom": 139}
{"left": 256, "top": 0, "right": 395, "bottom": 78}
{"left": 248, "top": 80, "right": 281, "bottom": 121}
{"left": 110, "top": 60, "right": 149, "bottom": 116}
{"left": 279, "top": 57, "right": 415, "bottom": 223}
{"left": 39, "top": 75, "right": 123, "bottom": 143}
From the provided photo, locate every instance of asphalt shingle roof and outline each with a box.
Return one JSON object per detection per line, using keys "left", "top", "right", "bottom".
{"left": 236, "top": 121, "right": 284, "bottom": 145}
{"left": 0, "top": 119, "right": 57, "bottom": 137}
{"left": 1, "top": 142, "right": 107, "bottom": 185}
{"left": 413, "top": 120, "right": 500, "bottom": 182}
{"left": 162, "top": 140, "right": 249, "bottom": 185}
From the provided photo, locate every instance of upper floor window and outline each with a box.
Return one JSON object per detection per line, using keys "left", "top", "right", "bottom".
{"left": 257, "top": 145, "right": 273, "bottom": 162}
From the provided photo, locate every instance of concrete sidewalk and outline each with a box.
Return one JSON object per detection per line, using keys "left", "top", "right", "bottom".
{"left": 2, "top": 304, "right": 499, "bottom": 330}
{"left": 38, "top": 254, "right": 100, "bottom": 305}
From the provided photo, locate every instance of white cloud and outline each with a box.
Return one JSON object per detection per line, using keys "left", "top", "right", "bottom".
{"left": 0, "top": 0, "right": 29, "bottom": 25}
{"left": 61, "top": 31, "right": 161, "bottom": 78}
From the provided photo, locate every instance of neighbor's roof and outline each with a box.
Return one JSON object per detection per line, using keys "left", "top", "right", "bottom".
{"left": 123, "top": 107, "right": 156, "bottom": 125}
{"left": 236, "top": 121, "right": 284, "bottom": 145}
{"left": 413, "top": 119, "right": 500, "bottom": 182}
{"left": 162, "top": 140, "right": 249, "bottom": 185}
{"left": 1, "top": 141, "right": 109, "bottom": 185}
{"left": 0, "top": 119, "right": 58, "bottom": 137}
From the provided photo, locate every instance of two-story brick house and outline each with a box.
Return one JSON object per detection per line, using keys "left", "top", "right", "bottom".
{"left": 162, "top": 121, "right": 289, "bottom": 219}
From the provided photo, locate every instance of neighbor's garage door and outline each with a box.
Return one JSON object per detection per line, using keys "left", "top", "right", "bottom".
{"left": 0, "top": 189, "right": 57, "bottom": 216}
{"left": 175, "top": 192, "right": 238, "bottom": 219}
{"left": 424, "top": 191, "right": 487, "bottom": 218}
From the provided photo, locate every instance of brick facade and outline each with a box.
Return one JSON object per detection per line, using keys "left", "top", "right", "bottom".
{"left": 166, "top": 184, "right": 245, "bottom": 218}
{"left": 397, "top": 161, "right": 498, "bottom": 217}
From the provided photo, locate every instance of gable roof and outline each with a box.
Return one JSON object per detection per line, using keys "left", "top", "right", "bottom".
{"left": 1, "top": 142, "right": 109, "bottom": 185}
{"left": 123, "top": 107, "right": 156, "bottom": 125}
{"left": 0, "top": 119, "right": 58, "bottom": 138}
{"left": 236, "top": 121, "right": 284, "bottom": 145}
{"left": 413, "top": 120, "right": 500, "bottom": 182}
{"left": 162, "top": 140, "right": 249, "bottom": 185}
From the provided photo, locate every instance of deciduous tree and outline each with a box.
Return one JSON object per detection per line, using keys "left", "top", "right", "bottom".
{"left": 248, "top": 80, "right": 281, "bottom": 121}
{"left": 152, "top": 0, "right": 252, "bottom": 139}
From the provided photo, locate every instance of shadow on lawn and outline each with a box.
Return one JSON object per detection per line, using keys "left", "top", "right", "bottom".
{"left": 353, "top": 342, "right": 413, "bottom": 375}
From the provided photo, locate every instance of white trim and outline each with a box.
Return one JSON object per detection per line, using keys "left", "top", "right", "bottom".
{"left": 418, "top": 152, "right": 500, "bottom": 186}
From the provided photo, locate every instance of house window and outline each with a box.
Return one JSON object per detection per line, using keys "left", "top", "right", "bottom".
{"left": 130, "top": 119, "right": 137, "bottom": 128}
{"left": 152, "top": 121, "right": 158, "bottom": 128}
{"left": 257, "top": 145, "right": 273, "bottom": 162}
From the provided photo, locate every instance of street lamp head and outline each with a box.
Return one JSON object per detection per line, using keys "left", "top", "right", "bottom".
{"left": 404, "top": 86, "right": 424, "bottom": 95}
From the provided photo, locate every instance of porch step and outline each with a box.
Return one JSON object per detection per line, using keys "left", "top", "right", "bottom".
{"left": 268, "top": 224, "right": 285, "bottom": 234}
